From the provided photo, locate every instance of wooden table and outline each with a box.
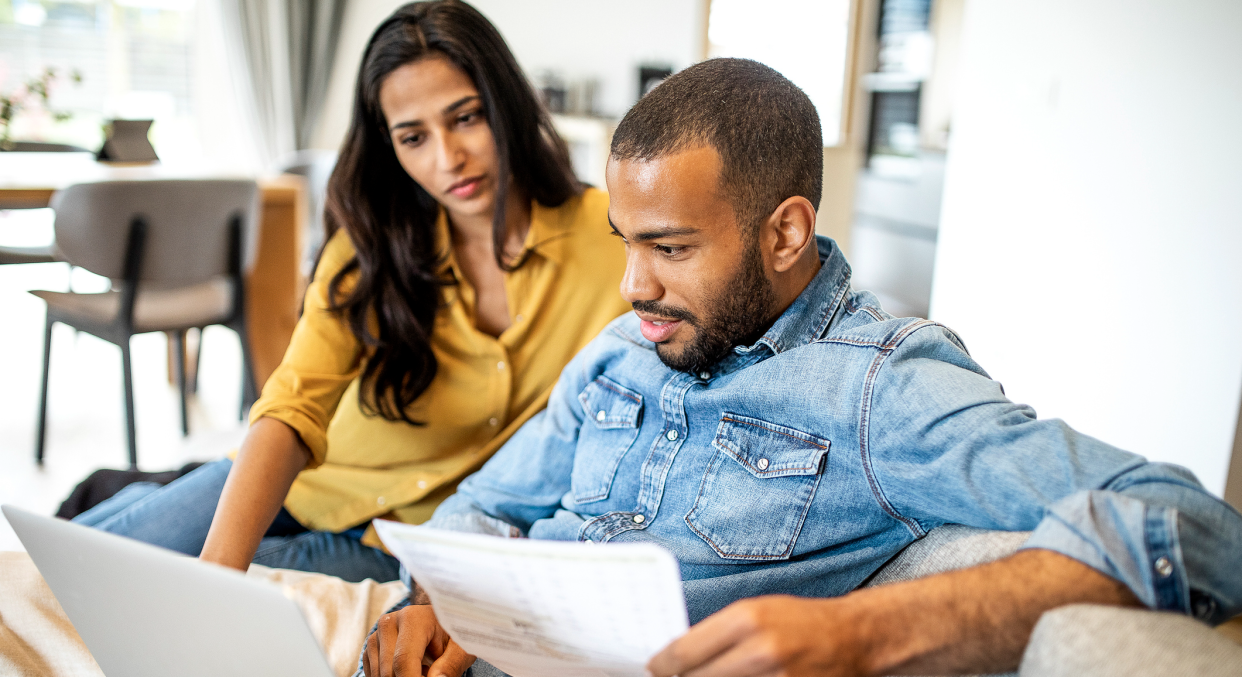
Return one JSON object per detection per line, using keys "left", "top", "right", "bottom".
{"left": 0, "top": 153, "right": 306, "bottom": 388}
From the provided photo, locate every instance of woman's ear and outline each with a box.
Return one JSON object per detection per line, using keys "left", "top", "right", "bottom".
{"left": 765, "top": 196, "right": 818, "bottom": 273}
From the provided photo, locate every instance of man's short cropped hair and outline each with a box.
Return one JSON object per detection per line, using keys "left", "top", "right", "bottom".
{"left": 610, "top": 58, "right": 823, "bottom": 232}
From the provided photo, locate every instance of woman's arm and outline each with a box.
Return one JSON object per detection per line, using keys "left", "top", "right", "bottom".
{"left": 199, "top": 417, "right": 311, "bottom": 570}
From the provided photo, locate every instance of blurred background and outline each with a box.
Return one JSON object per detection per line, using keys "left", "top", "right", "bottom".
{"left": 1, "top": 0, "right": 1240, "bottom": 551}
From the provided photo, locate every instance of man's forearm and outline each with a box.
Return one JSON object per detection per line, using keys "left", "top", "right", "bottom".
{"left": 850, "top": 548, "right": 1140, "bottom": 675}
{"left": 649, "top": 548, "right": 1141, "bottom": 677}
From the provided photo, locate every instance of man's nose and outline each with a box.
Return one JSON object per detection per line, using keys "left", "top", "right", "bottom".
{"left": 620, "top": 252, "right": 662, "bottom": 304}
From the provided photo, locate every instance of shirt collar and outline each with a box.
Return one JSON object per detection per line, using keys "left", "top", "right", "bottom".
{"left": 434, "top": 198, "right": 568, "bottom": 276}
{"left": 735, "top": 235, "right": 852, "bottom": 357}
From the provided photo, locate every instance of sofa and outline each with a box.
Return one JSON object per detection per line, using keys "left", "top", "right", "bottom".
{"left": 1, "top": 525, "right": 1238, "bottom": 677}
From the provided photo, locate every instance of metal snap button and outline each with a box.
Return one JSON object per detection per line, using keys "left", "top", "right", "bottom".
{"left": 1154, "top": 556, "right": 1173, "bottom": 577}
{"left": 632, "top": 514, "right": 645, "bottom": 524}
{"left": 596, "top": 410, "right": 607, "bottom": 422}
{"left": 757, "top": 458, "right": 770, "bottom": 470}
{"left": 666, "top": 430, "right": 678, "bottom": 441}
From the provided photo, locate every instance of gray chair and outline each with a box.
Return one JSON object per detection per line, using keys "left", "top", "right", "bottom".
{"left": 31, "top": 179, "right": 261, "bottom": 468}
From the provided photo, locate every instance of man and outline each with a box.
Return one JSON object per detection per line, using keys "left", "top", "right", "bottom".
{"left": 362, "top": 58, "right": 1242, "bottom": 677}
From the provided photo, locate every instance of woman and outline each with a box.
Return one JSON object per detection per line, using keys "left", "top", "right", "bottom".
{"left": 73, "top": 0, "right": 630, "bottom": 583}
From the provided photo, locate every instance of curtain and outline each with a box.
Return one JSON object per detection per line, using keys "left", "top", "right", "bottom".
{"left": 220, "top": 0, "right": 347, "bottom": 167}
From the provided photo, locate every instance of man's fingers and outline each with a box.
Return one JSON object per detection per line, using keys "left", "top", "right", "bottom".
{"left": 376, "top": 612, "right": 400, "bottom": 677}
{"left": 362, "top": 633, "right": 375, "bottom": 677}
{"left": 427, "top": 639, "right": 476, "bottom": 677}
{"left": 647, "top": 601, "right": 764, "bottom": 677}
{"left": 678, "top": 636, "right": 784, "bottom": 677}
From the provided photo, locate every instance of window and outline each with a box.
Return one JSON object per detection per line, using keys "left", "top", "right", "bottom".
{"left": 707, "top": 0, "right": 854, "bottom": 146}
{"left": 0, "top": 0, "right": 199, "bottom": 159}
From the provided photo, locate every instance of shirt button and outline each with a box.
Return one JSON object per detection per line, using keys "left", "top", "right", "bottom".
{"left": 596, "top": 410, "right": 607, "bottom": 422}
{"left": 698, "top": 371, "right": 711, "bottom": 380}
{"left": 757, "top": 458, "right": 770, "bottom": 470}
{"left": 632, "top": 514, "right": 645, "bottom": 524}
{"left": 489, "top": 417, "right": 499, "bottom": 426}
{"left": 376, "top": 496, "right": 386, "bottom": 506}
{"left": 497, "top": 361, "right": 506, "bottom": 371}
{"left": 515, "top": 314, "right": 524, "bottom": 323}
{"left": 417, "top": 480, "right": 427, "bottom": 489}
{"left": 1154, "top": 556, "right": 1173, "bottom": 577}
{"left": 666, "top": 430, "right": 678, "bottom": 441}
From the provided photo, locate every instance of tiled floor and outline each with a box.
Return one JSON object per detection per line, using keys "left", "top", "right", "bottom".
{"left": 0, "top": 211, "right": 247, "bottom": 551}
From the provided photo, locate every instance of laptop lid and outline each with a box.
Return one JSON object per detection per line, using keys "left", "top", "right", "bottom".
{"left": 2, "top": 505, "right": 336, "bottom": 677}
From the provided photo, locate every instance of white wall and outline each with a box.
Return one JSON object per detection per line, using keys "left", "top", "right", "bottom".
{"left": 930, "top": 0, "right": 1242, "bottom": 494}
{"left": 311, "top": 0, "right": 706, "bottom": 151}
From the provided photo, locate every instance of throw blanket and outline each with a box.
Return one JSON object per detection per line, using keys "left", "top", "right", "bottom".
{"left": 0, "top": 551, "right": 407, "bottom": 677}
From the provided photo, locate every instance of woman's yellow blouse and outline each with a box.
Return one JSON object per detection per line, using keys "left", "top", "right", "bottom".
{"left": 249, "top": 188, "right": 629, "bottom": 540}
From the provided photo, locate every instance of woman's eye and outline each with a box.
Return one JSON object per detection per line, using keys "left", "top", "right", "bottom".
{"left": 400, "top": 133, "right": 424, "bottom": 147}
{"left": 457, "top": 110, "right": 483, "bottom": 125}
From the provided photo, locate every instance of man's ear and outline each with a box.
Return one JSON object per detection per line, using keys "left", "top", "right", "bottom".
{"left": 764, "top": 196, "right": 817, "bottom": 273}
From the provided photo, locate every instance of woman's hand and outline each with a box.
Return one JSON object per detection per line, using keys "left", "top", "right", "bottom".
{"left": 363, "top": 605, "right": 475, "bottom": 677}
{"left": 199, "top": 417, "right": 311, "bottom": 570}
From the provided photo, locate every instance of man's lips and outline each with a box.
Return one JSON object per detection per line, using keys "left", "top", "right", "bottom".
{"left": 446, "top": 176, "right": 484, "bottom": 199}
{"left": 635, "top": 312, "right": 684, "bottom": 343}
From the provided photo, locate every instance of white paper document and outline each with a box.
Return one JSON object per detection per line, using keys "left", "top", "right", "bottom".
{"left": 373, "top": 522, "right": 690, "bottom": 677}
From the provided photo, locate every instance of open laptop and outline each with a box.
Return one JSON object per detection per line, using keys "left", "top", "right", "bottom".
{"left": 2, "top": 505, "right": 337, "bottom": 677}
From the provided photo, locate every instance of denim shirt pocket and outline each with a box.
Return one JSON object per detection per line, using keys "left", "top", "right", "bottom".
{"left": 685, "top": 412, "right": 830, "bottom": 560}
{"left": 573, "top": 375, "right": 643, "bottom": 504}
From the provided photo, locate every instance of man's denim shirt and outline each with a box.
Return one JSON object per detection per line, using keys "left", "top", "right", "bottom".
{"left": 430, "top": 236, "right": 1242, "bottom": 625}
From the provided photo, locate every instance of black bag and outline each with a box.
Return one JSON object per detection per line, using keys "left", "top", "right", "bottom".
{"left": 55, "top": 462, "right": 204, "bottom": 519}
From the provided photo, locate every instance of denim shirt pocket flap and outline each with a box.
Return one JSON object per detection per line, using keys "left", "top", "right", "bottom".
{"left": 712, "top": 413, "right": 830, "bottom": 477}
{"left": 572, "top": 376, "right": 643, "bottom": 504}
{"left": 685, "top": 413, "right": 830, "bottom": 561}
{"left": 578, "top": 376, "right": 642, "bottom": 430}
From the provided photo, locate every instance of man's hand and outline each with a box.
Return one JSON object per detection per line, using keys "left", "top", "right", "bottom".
{"left": 648, "top": 595, "right": 864, "bottom": 677}
{"left": 648, "top": 549, "right": 1141, "bottom": 677}
{"left": 362, "top": 605, "right": 475, "bottom": 677}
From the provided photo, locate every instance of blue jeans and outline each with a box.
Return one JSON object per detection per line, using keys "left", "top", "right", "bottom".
{"left": 73, "top": 458, "right": 401, "bottom": 583}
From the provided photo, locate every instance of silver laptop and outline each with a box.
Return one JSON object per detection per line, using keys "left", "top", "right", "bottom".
{"left": 3, "top": 505, "right": 336, "bottom": 677}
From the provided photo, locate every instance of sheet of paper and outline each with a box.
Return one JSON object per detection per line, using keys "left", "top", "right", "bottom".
{"left": 373, "top": 522, "right": 689, "bottom": 677}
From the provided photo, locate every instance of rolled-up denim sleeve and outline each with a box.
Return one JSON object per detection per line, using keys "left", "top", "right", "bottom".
{"left": 1023, "top": 467, "right": 1242, "bottom": 624}
{"left": 865, "top": 323, "right": 1242, "bottom": 624}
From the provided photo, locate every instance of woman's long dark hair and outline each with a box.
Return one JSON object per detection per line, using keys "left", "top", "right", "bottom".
{"left": 323, "top": 0, "right": 579, "bottom": 423}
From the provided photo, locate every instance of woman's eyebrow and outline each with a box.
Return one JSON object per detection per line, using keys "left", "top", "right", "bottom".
{"left": 388, "top": 96, "right": 481, "bottom": 133}
{"left": 443, "top": 95, "right": 481, "bottom": 115}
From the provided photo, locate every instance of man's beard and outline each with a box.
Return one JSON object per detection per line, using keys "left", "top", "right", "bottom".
{"left": 633, "top": 241, "right": 777, "bottom": 374}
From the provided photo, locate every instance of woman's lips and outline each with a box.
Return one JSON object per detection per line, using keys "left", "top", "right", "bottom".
{"left": 639, "top": 318, "right": 683, "bottom": 343}
{"left": 447, "top": 176, "right": 483, "bottom": 199}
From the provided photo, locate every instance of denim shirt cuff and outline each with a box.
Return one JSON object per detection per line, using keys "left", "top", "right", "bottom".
{"left": 1021, "top": 490, "right": 1189, "bottom": 614}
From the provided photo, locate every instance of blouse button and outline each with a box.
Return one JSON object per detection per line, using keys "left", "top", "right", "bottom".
{"left": 489, "top": 417, "right": 499, "bottom": 427}
{"left": 757, "top": 458, "right": 770, "bottom": 470}
{"left": 666, "top": 430, "right": 679, "bottom": 441}
{"left": 497, "top": 361, "right": 506, "bottom": 371}
{"left": 515, "top": 314, "right": 524, "bottom": 323}
{"left": 376, "top": 496, "right": 386, "bottom": 506}
{"left": 417, "top": 480, "right": 427, "bottom": 489}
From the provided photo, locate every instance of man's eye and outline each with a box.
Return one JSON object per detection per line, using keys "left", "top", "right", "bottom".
{"left": 654, "top": 244, "right": 684, "bottom": 256}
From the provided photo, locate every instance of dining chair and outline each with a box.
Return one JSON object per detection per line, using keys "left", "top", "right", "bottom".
{"left": 30, "top": 179, "right": 261, "bottom": 469}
